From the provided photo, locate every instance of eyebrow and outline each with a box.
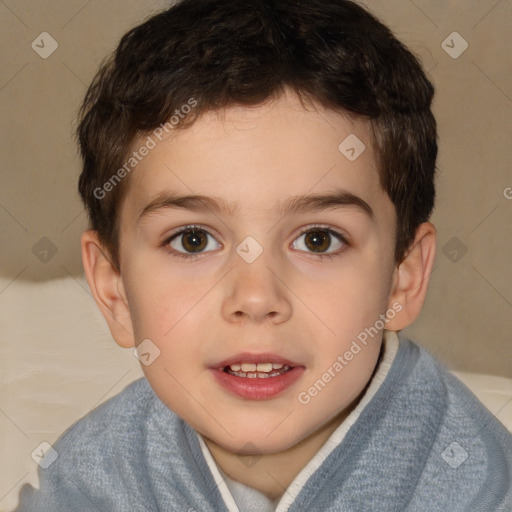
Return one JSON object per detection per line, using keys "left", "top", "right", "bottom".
{"left": 138, "top": 189, "right": 374, "bottom": 222}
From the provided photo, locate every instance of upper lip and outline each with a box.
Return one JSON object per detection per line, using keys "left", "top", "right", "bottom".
{"left": 212, "top": 352, "right": 303, "bottom": 370}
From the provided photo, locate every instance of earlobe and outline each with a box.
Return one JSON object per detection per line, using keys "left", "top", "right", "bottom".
{"left": 386, "top": 222, "right": 436, "bottom": 331}
{"left": 81, "top": 230, "right": 135, "bottom": 348}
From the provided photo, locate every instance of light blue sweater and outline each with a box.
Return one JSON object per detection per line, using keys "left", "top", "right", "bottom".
{"left": 15, "top": 337, "right": 512, "bottom": 511}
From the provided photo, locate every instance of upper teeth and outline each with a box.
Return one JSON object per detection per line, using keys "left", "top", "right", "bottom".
{"left": 230, "top": 362, "right": 284, "bottom": 372}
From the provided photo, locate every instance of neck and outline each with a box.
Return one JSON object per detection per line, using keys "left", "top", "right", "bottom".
{"left": 202, "top": 398, "right": 359, "bottom": 501}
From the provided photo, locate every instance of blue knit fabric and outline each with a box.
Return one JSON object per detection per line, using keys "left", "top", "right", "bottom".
{"left": 14, "top": 336, "right": 512, "bottom": 511}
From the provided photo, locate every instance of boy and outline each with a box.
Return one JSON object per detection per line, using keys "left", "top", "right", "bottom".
{"left": 15, "top": 0, "right": 512, "bottom": 510}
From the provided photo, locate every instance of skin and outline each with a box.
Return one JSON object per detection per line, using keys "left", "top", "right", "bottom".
{"left": 82, "top": 88, "right": 436, "bottom": 500}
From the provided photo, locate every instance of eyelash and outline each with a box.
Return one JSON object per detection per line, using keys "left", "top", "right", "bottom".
{"left": 161, "top": 224, "right": 349, "bottom": 261}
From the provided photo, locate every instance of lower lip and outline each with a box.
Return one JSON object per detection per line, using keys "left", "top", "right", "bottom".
{"left": 210, "top": 367, "right": 305, "bottom": 400}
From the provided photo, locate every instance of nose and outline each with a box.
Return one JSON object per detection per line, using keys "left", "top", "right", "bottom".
{"left": 221, "top": 255, "right": 293, "bottom": 325}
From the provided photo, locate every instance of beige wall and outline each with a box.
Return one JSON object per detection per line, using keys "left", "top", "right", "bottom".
{"left": 1, "top": 0, "right": 511, "bottom": 373}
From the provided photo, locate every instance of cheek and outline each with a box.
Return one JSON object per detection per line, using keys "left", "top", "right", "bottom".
{"left": 296, "top": 256, "right": 391, "bottom": 336}
{"left": 126, "top": 277, "right": 213, "bottom": 382}
{"left": 124, "top": 253, "right": 202, "bottom": 338}
{"left": 127, "top": 287, "right": 170, "bottom": 341}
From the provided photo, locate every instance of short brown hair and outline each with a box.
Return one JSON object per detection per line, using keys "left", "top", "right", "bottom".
{"left": 77, "top": 0, "right": 437, "bottom": 269}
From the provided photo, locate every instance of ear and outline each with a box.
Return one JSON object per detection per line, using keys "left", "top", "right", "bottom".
{"left": 386, "top": 222, "right": 436, "bottom": 330}
{"left": 81, "top": 230, "right": 135, "bottom": 348}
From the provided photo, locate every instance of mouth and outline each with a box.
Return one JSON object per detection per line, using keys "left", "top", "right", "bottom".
{"left": 210, "top": 353, "right": 305, "bottom": 400}
{"left": 222, "top": 362, "right": 293, "bottom": 379}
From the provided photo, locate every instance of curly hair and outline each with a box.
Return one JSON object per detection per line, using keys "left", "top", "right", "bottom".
{"left": 77, "top": 0, "right": 437, "bottom": 269}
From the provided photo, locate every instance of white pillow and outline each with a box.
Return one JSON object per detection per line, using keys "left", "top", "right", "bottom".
{"left": 0, "top": 275, "right": 142, "bottom": 512}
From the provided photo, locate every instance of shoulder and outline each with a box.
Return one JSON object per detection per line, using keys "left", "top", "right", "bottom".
{"left": 53, "top": 377, "right": 184, "bottom": 469}
{"left": 55, "top": 377, "right": 157, "bottom": 450}
{"left": 407, "top": 336, "right": 510, "bottom": 443}
{"left": 15, "top": 378, "right": 183, "bottom": 511}
{"left": 398, "top": 336, "right": 512, "bottom": 511}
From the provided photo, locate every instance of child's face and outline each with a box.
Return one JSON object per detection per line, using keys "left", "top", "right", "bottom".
{"left": 116, "top": 89, "right": 398, "bottom": 454}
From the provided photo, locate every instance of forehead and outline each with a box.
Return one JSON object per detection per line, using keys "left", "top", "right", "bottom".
{"left": 120, "top": 90, "right": 391, "bottom": 224}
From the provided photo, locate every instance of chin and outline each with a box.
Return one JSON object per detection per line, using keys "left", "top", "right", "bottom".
{"left": 209, "top": 420, "right": 313, "bottom": 455}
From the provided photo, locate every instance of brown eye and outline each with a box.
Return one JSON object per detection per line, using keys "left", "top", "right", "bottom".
{"left": 304, "top": 230, "right": 331, "bottom": 252}
{"left": 292, "top": 227, "right": 346, "bottom": 255}
{"left": 181, "top": 229, "right": 207, "bottom": 252}
{"left": 168, "top": 227, "right": 220, "bottom": 255}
